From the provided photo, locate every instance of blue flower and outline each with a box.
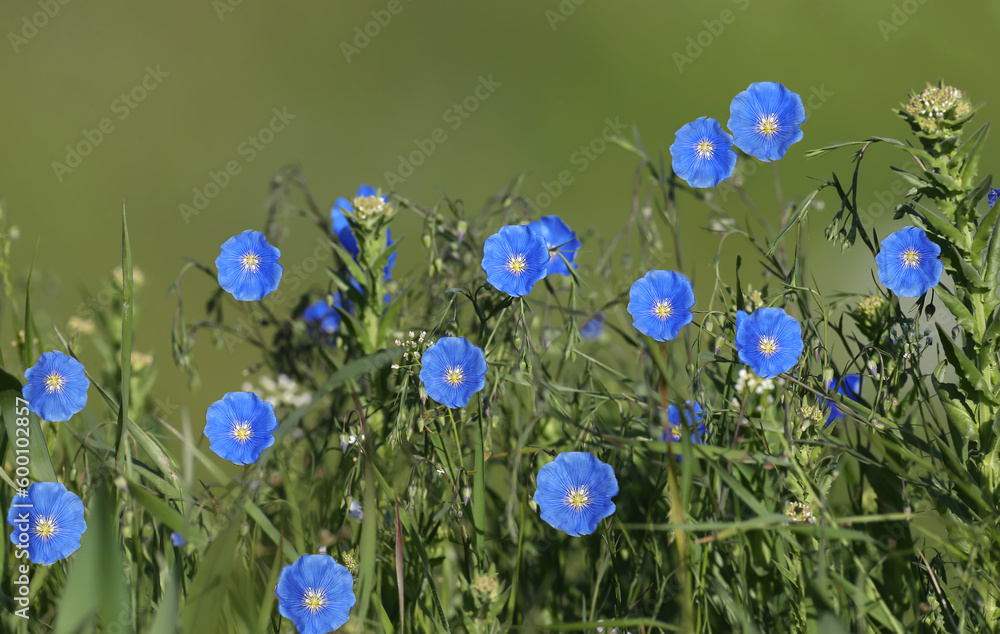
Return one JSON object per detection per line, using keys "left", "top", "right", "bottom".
{"left": 418, "top": 337, "right": 487, "bottom": 409}
{"left": 669, "top": 117, "right": 738, "bottom": 188}
{"left": 533, "top": 452, "right": 618, "bottom": 537}
{"left": 302, "top": 294, "right": 344, "bottom": 335}
{"left": 665, "top": 401, "right": 708, "bottom": 444}
{"left": 823, "top": 374, "right": 861, "bottom": 425}
{"left": 216, "top": 230, "right": 283, "bottom": 301}
{"left": 7, "top": 482, "right": 86, "bottom": 565}
{"left": 276, "top": 554, "right": 356, "bottom": 634}
{"left": 627, "top": 270, "right": 695, "bottom": 341}
{"left": 526, "top": 216, "right": 581, "bottom": 276}
{"left": 734, "top": 307, "right": 803, "bottom": 379}
{"left": 204, "top": 392, "right": 279, "bottom": 465}
{"left": 875, "top": 226, "right": 943, "bottom": 297}
{"left": 728, "top": 82, "right": 806, "bottom": 162}
{"left": 330, "top": 184, "right": 397, "bottom": 280}
{"left": 580, "top": 313, "right": 604, "bottom": 340}
{"left": 22, "top": 350, "right": 90, "bottom": 422}
{"left": 171, "top": 532, "right": 186, "bottom": 547}
{"left": 990, "top": 188, "right": 1000, "bottom": 208}
{"left": 481, "top": 225, "right": 550, "bottom": 297}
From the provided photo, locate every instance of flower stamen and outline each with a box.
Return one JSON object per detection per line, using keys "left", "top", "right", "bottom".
{"left": 44, "top": 372, "right": 65, "bottom": 394}
{"left": 652, "top": 299, "right": 673, "bottom": 320}
{"left": 758, "top": 335, "right": 779, "bottom": 357}
{"left": 444, "top": 366, "right": 465, "bottom": 387}
{"left": 694, "top": 138, "right": 715, "bottom": 159}
{"left": 301, "top": 587, "right": 328, "bottom": 614}
{"left": 506, "top": 254, "right": 527, "bottom": 275}
{"left": 34, "top": 516, "right": 58, "bottom": 541}
{"left": 565, "top": 485, "right": 591, "bottom": 511}
{"left": 755, "top": 114, "right": 780, "bottom": 138}
{"left": 900, "top": 247, "right": 921, "bottom": 268}
{"left": 240, "top": 252, "right": 261, "bottom": 273}
{"left": 231, "top": 421, "right": 253, "bottom": 443}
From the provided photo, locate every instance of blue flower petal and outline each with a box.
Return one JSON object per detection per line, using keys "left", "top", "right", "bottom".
{"left": 534, "top": 452, "right": 618, "bottom": 536}
{"left": 419, "top": 337, "right": 487, "bottom": 408}
{"left": 670, "top": 117, "right": 738, "bottom": 188}
{"left": 734, "top": 307, "right": 803, "bottom": 379}
{"left": 216, "top": 230, "right": 283, "bottom": 301}
{"left": 580, "top": 313, "right": 604, "bottom": 340}
{"left": 276, "top": 554, "right": 357, "bottom": 634}
{"left": 481, "top": 225, "right": 550, "bottom": 297}
{"left": 527, "top": 216, "right": 582, "bottom": 276}
{"left": 823, "top": 374, "right": 862, "bottom": 425}
{"left": 22, "top": 351, "right": 90, "bottom": 422}
{"left": 7, "top": 482, "right": 87, "bottom": 565}
{"left": 204, "top": 392, "right": 279, "bottom": 465}
{"left": 728, "top": 82, "right": 806, "bottom": 162}
{"left": 875, "top": 226, "right": 943, "bottom": 297}
{"left": 303, "top": 294, "right": 344, "bottom": 335}
{"left": 627, "top": 270, "right": 696, "bottom": 341}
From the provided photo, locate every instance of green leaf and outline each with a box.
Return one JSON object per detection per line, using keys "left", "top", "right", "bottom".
{"left": 954, "top": 121, "right": 990, "bottom": 182}
{"left": 329, "top": 240, "right": 367, "bottom": 287}
{"left": 116, "top": 203, "right": 134, "bottom": 467}
{"left": 934, "top": 379, "right": 978, "bottom": 439}
{"left": 936, "top": 285, "right": 977, "bottom": 339}
{"left": 936, "top": 323, "right": 997, "bottom": 403}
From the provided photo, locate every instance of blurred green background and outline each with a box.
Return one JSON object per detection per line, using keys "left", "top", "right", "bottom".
{"left": 1, "top": 0, "right": 997, "bottom": 419}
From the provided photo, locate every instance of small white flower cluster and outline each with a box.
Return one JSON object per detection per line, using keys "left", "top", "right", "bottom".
{"left": 734, "top": 368, "right": 780, "bottom": 395}
{"left": 732, "top": 368, "right": 784, "bottom": 411}
{"left": 352, "top": 194, "right": 393, "bottom": 222}
{"left": 391, "top": 330, "right": 430, "bottom": 370}
{"left": 241, "top": 374, "right": 311, "bottom": 408}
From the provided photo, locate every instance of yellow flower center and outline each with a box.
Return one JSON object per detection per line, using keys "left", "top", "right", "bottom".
{"left": 653, "top": 299, "right": 673, "bottom": 320}
{"left": 900, "top": 247, "right": 921, "bottom": 268}
{"left": 758, "top": 335, "right": 778, "bottom": 357}
{"left": 756, "top": 114, "right": 779, "bottom": 138}
{"left": 669, "top": 426, "right": 682, "bottom": 441}
{"left": 694, "top": 138, "right": 714, "bottom": 159}
{"left": 34, "top": 516, "right": 58, "bottom": 541}
{"left": 44, "top": 372, "right": 66, "bottom": 394}
{"left": 231, "top": 421, "right": 253, "bottom": 443}
{"left": 301, "top": 588, "right": 327, "bottom": 614}
{"left": 445, "top": 366, "right": 465, "bottom": 387}
{"left": 506, "top": 254, "right": 527, "bottom": 275}
{"left": 565, "top": 485, "right": 591, "bottom": 511}
{"left": 240, "top": 252, "right": 261, "bottom": 273}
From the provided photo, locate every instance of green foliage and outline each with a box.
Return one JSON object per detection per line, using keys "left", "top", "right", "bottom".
{"left": 4, "top": 82, "right": 1000, "bottom": 632}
